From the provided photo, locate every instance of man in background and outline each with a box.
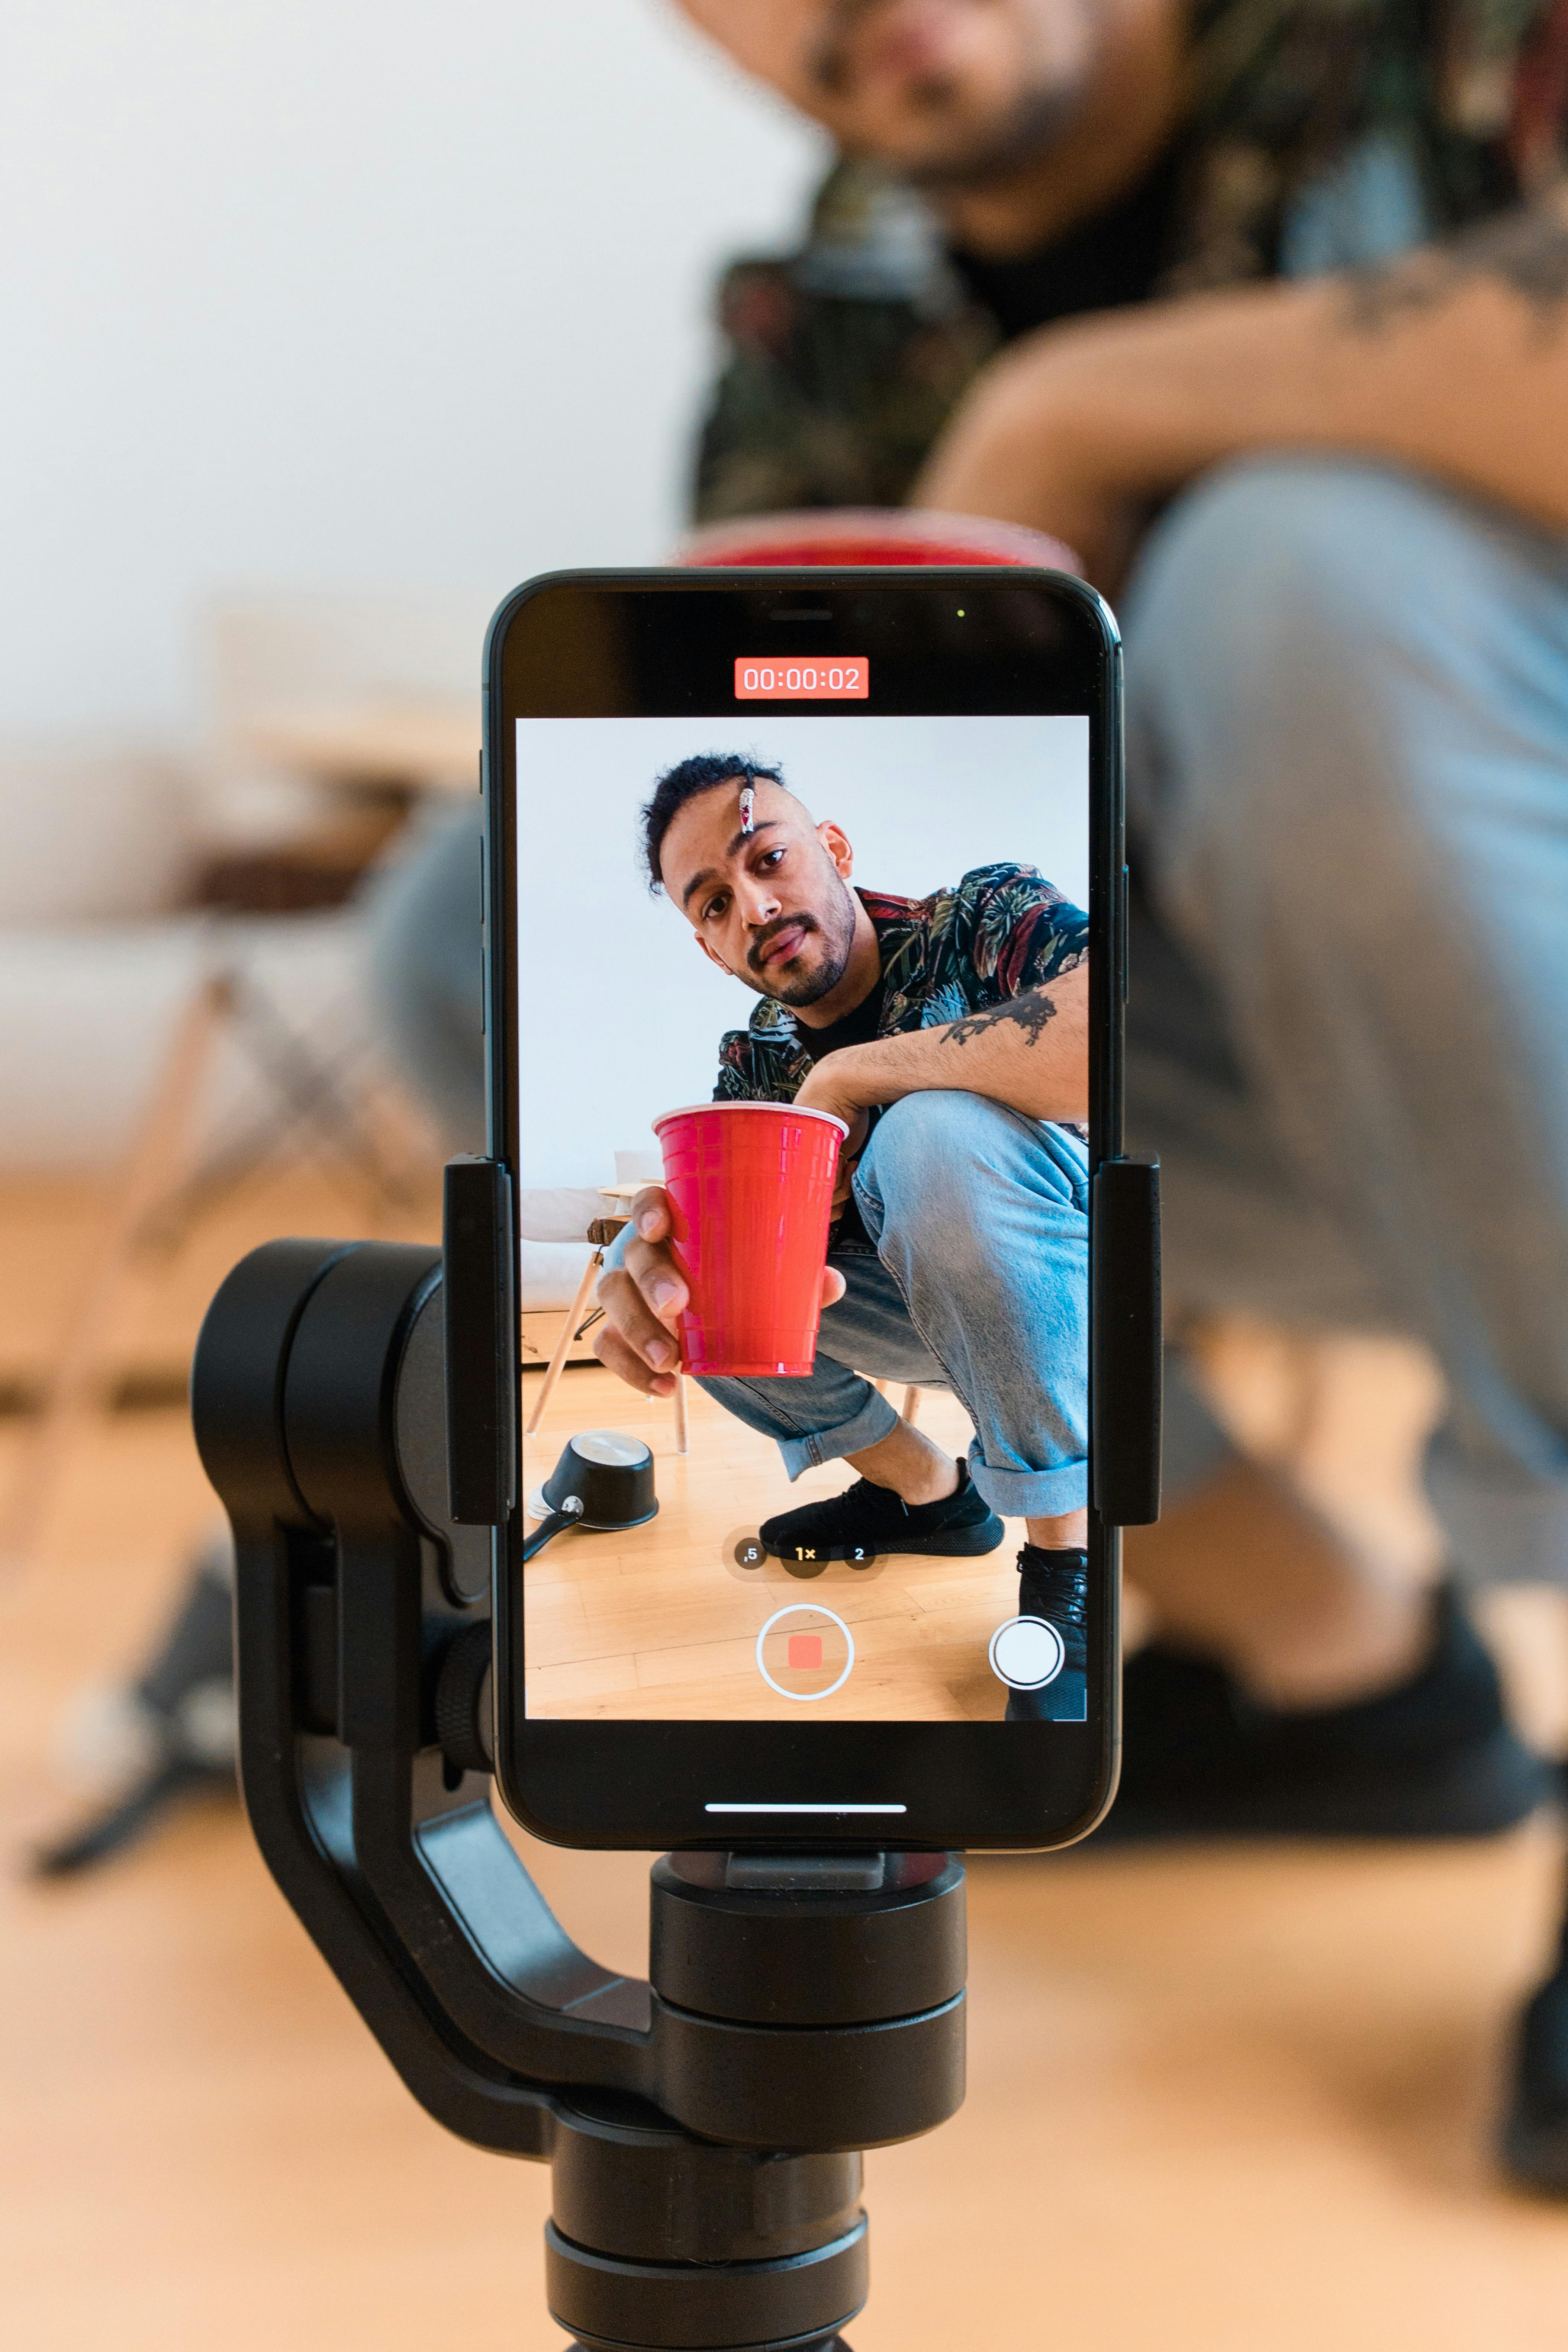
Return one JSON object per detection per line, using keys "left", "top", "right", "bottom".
{"left": 663, "top": 0, "right": 1568, "bottom": 2187}
{"left": 84, "top": 0, "right": 1567, "bottom": 2187}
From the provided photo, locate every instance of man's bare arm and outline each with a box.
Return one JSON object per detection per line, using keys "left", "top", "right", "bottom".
{"left": 792, "top": 961, "right": 1089, "bottom": 1129}
{"left": 915, "top": 188, "right": 1568, "bottom": 570}
{"left": 592, "top": 968, "right": 1087, "bottom": 1397}
{"left": 1340, "top": 198, "right": 1568, "bottom": 338}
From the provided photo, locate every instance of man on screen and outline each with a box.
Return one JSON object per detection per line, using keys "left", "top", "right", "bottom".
{"left": 593, "top": 750, "right": 1092, "bottom": 1721}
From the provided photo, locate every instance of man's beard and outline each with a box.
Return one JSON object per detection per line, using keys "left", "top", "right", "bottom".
{"left": 746, "top": 889, "right": 857, "bottom": 1006}
{"left": 898, "top": 79, "right": 1082, "bottom": 190}
{"left": 810, "top": 1, "right": 1087, "bottom": 192}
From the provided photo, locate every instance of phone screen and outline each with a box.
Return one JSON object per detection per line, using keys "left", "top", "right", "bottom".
{"left": 490, "top": 573, "right": 1121, "bottom": 1847}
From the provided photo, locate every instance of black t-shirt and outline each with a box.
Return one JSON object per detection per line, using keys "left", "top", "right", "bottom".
{"left": 794, "top": 975, "right": 887, "bottom": 1066}
{"left": 947, "top": 144, "right": 1180, "bottom": 345}
{"left": 793, "top": 976, "right": 887, "bottom": 1249}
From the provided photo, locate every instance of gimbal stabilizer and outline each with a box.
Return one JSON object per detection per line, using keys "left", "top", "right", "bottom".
{"left": 190, "top": 1159, "right": 1159, "bottom": 2349}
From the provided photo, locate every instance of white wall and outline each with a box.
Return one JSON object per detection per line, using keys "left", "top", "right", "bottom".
{"left": 0, "top": 2, "right": 824, "bottom": 738}
{"left": 516, "top": 714, "right": 1090, "bottom": 1188}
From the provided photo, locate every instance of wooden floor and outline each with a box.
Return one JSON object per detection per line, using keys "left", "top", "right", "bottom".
{"left": 5, "top": 1174, "right": 1568, "bottom": 2346}
{"left": 523, "top": 1367, "right": 1034, "bottom": 1720}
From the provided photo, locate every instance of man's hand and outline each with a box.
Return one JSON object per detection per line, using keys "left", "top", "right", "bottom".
{"left": 791, "top": 1064, "right": 871, "bottom": 1207}
{"left": 593, "top": 1182, "right": 847, "bottom": 1396}
{"left": 912, "top": 309, "right": 1178, "bottom": 587}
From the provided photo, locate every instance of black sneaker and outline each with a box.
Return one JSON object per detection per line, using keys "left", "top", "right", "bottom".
{"left": 759, "top": 1458, "right": 1004, "bottom": 1564}
{"left": 32, "top": 1541, "right": 239, "bottom": 1878}
{"left": 1095, "top": 1581, "right": 1548, "bottom": 1840}
{"left": 1005, "top": 1548, "right": 1089, "bottom": 1723}
{"left": 1503, "top": 1879, "right": 1568, "bottom": 2195}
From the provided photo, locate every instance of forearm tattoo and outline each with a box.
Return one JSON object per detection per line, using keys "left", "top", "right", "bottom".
{"left": 945, "top": 987, "right": 1059, "bottom": 1049}
{"left": 1342, "top": 194, "right": 1568, "bottom": 342}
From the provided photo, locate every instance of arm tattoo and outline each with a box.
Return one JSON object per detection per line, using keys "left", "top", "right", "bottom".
{"left": 1341, "top": 194, "right": 1568, "bottom": 343}
{"left": 945, "top": 987, "right": 1058, "bottom": 1049}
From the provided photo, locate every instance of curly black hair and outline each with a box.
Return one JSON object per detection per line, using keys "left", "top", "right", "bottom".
{"left": 640, "top": 752, "right": 785, "bottom": 892}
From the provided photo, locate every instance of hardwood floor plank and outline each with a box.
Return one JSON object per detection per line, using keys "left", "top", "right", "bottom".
{"left": 6, "top": 1181, "right": 1568, "bottom": 2349}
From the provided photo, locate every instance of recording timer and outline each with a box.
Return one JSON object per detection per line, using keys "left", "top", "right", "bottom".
{"left": 734, "top": 657, "right": 870, "bottom": 701}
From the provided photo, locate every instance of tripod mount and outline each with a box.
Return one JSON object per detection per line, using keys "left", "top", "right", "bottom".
{"left": 191, "top": 1226, "right": 968, "bottom": 2351}
{"left": 192, "top": 1148, "right": 1159, "bottom": 2346}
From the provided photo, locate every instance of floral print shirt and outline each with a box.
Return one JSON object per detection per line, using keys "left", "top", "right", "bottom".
{"left": 691, "top": 0, "right": 1568, "bottom": 522}
{"left": 712, "top": 862, "right": 1089, "bottom": 1115}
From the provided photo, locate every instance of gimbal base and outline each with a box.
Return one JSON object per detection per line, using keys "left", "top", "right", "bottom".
{"left": 191, "top": 1225, "right": 967, "bottom": 2350}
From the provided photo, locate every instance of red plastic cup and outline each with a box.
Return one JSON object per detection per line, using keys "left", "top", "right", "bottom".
{"left": 652, "top": 1101, "right": 848, "bottom": 1377}
{"left": 678, "top": 505, "right": 1079, "bottom": 574}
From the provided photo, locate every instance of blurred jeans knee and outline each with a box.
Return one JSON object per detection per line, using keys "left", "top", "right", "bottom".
{"left": 1127, "top": 455, "right": 1494, "bottom": 668}
{"left": 1121, "top": 458, "right": 1553, "bottom": 823}
{"left": 361, "top": 809, "right": 485, "bottom": 1151}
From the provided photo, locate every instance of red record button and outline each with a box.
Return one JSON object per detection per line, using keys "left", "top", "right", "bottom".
{"left": 734, "top": 658, "right": 869, "bottom": 701}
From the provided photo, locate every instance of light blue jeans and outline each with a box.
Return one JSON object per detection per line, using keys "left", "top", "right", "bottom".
{"left": 686, "top": 1093, "right": 1090, "bottom": 1520}
{"left": 363, "top": 459, "right": 1568, "bottom": 1584}
{"left": 1129, "top": 459, "right": 1568, "bottom": 1585}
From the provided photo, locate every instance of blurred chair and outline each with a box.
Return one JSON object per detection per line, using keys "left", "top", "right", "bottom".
{"left": 0, "top": 591, "right": 492, "bottom": 1575}
{"left": 194, "top": 589, "right": 486, "bottom": 908}
{"left": 0, "top": 941, "right": 431, "bottom": 1574}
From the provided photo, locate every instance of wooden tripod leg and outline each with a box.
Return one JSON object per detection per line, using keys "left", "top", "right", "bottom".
{"left": 900, "top": 1386, "right": 921, "bottom": 1426}
{"left": 0, "top": 971, "right": 231, "bottom": 1576}
{"left": 525, "top": 1251, "right": 601, "bottom": 1436}
{"left": 672, "top": 1372, "right": 689, "bottom": 1455}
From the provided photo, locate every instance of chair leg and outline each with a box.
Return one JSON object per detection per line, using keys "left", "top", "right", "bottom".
{"left": 673, "top": 1372, "right": 689, "bottom": 1455}
{"left": 0, "top": 970, "right": 227, "bottom": 1577}
{"left": 900, "top": 1386, "right": 921, "bottom": 1426}
{"left": 526, "top": 1251, "right": 602, "bottom": 1436}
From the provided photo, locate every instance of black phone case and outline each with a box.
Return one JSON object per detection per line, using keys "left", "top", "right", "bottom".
{"left": 483, "top": 567, "right": 1153, "bottom": 1853}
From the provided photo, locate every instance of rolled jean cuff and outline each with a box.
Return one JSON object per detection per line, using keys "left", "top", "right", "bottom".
{"left": 966, "top": 1452, "right": 1088, "bottom": 1520}
{"left": 768, "top": 1384, "right": 902, "bottom": 1480}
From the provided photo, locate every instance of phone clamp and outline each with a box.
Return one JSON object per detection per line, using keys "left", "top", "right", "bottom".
{"left": 191, "top": 1219, "right": 967, "bottom": 2350}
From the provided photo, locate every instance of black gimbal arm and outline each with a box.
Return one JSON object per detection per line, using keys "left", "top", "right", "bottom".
{"left": 191, "top": 1226, "right": 968, "bottom": 2351}
{"left": 193, "top": 1239, "right": 645, "bottom": 2138}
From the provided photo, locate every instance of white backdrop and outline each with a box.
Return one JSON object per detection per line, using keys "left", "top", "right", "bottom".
{"left": 516, "top": 714, "right": 1089, "bottom": 1187}
{"left": 0, "top": 3, "right": 822, "bottom": 736}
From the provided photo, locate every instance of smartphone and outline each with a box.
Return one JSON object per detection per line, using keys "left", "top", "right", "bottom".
{"left": 483, "top": 567, "right": 1127, "bottom": 1851}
